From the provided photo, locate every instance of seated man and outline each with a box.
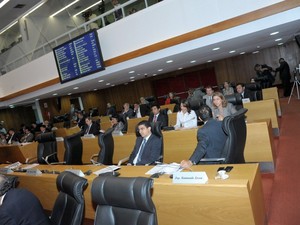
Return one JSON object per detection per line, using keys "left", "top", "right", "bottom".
{"left": 236, "top": 82, "right": 255, "bottom": 101}
{"left": 82, "top": 117, "right": 100, "bottom": 136}
{"left": 180, "top": 105, "right": 227, "bottom": 169}
{"left": 148, "top": 103, "right": 168, "bottom": 129}
{"left": 128, "top": 120, "right": 162, "bottom": 165}
{"left": 0, "top": 174, "right": 51, "bottom": 225}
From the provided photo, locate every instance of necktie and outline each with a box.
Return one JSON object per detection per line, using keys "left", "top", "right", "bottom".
{"left": 153, "top": 115, "right": 157, "bottom": 122}
{"left": 137, "top": 139, "right": 146, "bottom": 163}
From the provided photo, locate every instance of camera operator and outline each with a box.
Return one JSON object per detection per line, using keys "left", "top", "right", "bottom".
{"left": 275, "top": 58, "right": 292, "bottom": 97}
{"left": 254, "top": 64, "right": 275, "bottom": 89}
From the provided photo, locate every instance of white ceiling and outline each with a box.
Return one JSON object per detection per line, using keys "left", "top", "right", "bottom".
{"left": 1, "top": 1, "right": 300, "bottom": 107}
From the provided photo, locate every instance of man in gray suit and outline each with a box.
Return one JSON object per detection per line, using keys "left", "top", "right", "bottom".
{"left": 202, "top": 86, "right": 214, "bottom": 109}
{"left": 180, "top": 105, "right": 227, "bottom": 168}
{"left": 128, "top": 120, "right": 162, "bottom": 165}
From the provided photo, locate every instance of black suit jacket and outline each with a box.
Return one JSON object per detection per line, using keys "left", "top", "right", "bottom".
{"left": 189, "top": 119, "right": 227, "bottom": 164}
{"left": 0, "top": 189, "right": 51, "bottom": 225}
{"left": 77, "top": 117, "right": 86, "bottom": 130}
{"left": 128, "top": 134, "right": 162, "bottom": 165}
{"left": 82, "top": 122, "right": 100, "bottom": 135}
{"left": 148, "top": 113, "right": 168, "bottom": 128}
{"left": 241, "top": 89, "right": 255, "bottom": 101}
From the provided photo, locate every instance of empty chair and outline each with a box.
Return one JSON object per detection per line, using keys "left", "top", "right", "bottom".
{"left": 50, "top": 171, "right": 88, "bottom": 225}
{"left": 91, "top": 176, "right": 157, "bottom": 225}
{"left": 63, "top": 132, "right": 83, "bottom": 165}
{"left": 200, "top": 108, "right": 247, "bottom": 164}
{"left": 90, "top": 128, "right": 114, "bottom": 165}
{"left": 32, "top": 132, "right": 58, "bottom": 164}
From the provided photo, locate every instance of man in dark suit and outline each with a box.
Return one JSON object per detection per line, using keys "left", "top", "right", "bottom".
{"left": 76, "top": 112, "right": 86, "bottom": 130}
{"left": 6, "top": 129, "right": 19, "bottom": 144}
{"left": 275, "top": 58, "right": 292, "bottom": 97}
{"left": 82, "top": 117, "right": 100, "bottom": 135}
{"left": 0, "top": 174, "right": 51, "bottom": 225}
{"left": 236, "top": 83, "right": 255, "bottom": 101}
{"left": 148, "top": 103, "right": 168, "bottom": 129}
{"left": 180, "top": 105, "right": 227, "bottom": 168}
{"left": 128, "top": 120, "right": 162, "bottom": 165}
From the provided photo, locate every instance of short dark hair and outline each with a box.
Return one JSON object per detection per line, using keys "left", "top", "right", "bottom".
{"left": 110, "top": 114, "right": 120, "bottom": 122}
{"left": 137, "top": 120, "right": 151, "bottom": 128}
{"left": 198, "top": 105, "right": 213, "bottom": 122}
{"left": 236, "top": 82, "right": 245, "bottom": 88}
{"left": 151, "top": 103, "right": 160, "bottom": 109}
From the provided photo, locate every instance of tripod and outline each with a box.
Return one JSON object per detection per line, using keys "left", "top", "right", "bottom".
{"left": 288, "top": 68, "right": 300, "bottom": 104}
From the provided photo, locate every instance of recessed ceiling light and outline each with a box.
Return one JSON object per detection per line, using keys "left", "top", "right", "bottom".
{"left": 130, "top": 79, "right": 135, "bottom": 82}
{"left": 190, "top": 60, "right": 196, "bottom": 63}
{"left": 144, "top": 73, "right": 148, "bottom": 75}
{"left": 130, "top": 76, "right": 135, "bottom": 79}
{"left": 53, "top": 93, "right": 58, "bottom": 96}
{"left": 275, "top": 38, "right": 282, "bottom": 42}
{"left": 73, "top": 87, "right": 79, "bottom": 90}
{"left": 178, "top": 67, "right": 183, "bottom": 70}
{"left": 257, "top": 46, "right": 260, "bottom": 48}
{"left": 153, "top": 74, "right": 157, "bottom": 76}
{"left": 207, "top": 60, "right": 212, "bottom": 63}
{"left": 270, "top": 31, "right": 279, "bottom": 35}
{"left": 278, "top": 42, "right": 283, "bottom": 46}
{"left": 240, "top": 52, "right": 246, "bottom": 55}
{"left": 129, "top": 71, "right": 135, "bottom": 74}
{"left": 106, "top": 83, "right": 110, "bottom": 85}
{"left": 212, "top": 47, "right": 220, "bottom": 51}
{"left": 166, "top": 60, "right": 173, "bottom": 63}
{"left": 93, "top": 89, "right": 97, "bottom": 91}
{"left": 67, "top": 93, "right": 72, "bottom": 95}
{"left": 111, "top": 84, "right": 115, "bottom": 86}
{"left": 252, "top": 51, "right": 259, "bottom": 54}
{"left": 137, "top": 73, "right": 141, "bottom": 76}
{"left": 229, "top": 50, "right": 236, "bottom": 53}
{"left": 35, "top": 98, "right": 39, "bottom": 101}
{"left": 98, "top": 80, "right": 104, "bottom": 83}
{"left": 9, "top": 105, "right": 14, "bottom": 108}
{"left": 158, "top": 69, "right": 163, "bottom": 72}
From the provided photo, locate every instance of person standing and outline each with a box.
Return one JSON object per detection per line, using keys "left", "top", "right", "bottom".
{"left": 275, "top": 58, "right": 292, "bottom": 97}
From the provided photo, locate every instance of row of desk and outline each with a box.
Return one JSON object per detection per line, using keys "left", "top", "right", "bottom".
{"left": 0, "top": 119, "right": 275, "bottom": 168}
{"left": 4, "top": 163, "right": 265, "bottom": 225}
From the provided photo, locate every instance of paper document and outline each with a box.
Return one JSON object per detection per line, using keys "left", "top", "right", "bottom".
{"left": 146, "top": 163, "right": 183, "bottom": 175}
{"left": 93, "top": 165, "right": 120, "bottom": 175}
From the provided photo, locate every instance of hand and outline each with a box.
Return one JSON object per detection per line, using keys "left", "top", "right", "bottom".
{"left": 180, "top": 160, "right": 193, "bottom": 169}
{"left": 216, "top": 115, "right": 224, "bottom": 121}
{"left": 127, "top": 163, "right": 132, "bottom": 166}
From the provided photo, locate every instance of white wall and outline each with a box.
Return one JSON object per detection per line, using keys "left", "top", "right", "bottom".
{"left": 0, "top": 0, "right": 285, "bottom": 99}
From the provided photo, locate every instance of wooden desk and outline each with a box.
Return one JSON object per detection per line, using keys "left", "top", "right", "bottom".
{"left": 244, "top": 99, "right": 279, "bottom": 136}
{"left": 100, "top": 121, "right": 112, "bottom": 131}
{"left": 262, "top": 87, "right": 282, "bottom": 116}
{"left": 167, "top": 112, "right": 177, "bottom": 126}
{"left": 8, "top": 163, "right": 265, "bottom": 225}
{"left": 0, "top": 143, "right": 37, "bottom": 163}
{"left": 160, "top": 103, "right": 176, "bottom": 112}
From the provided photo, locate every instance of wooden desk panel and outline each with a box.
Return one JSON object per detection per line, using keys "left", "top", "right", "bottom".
{"left": 262, "top": 87, "right": 282, "bottom": 116}
{"left": 0, "top": 143, "right": 37, "bottom": 163}
{"left": 168, "top": 112, "right": 177, "bottom": 126}
{"left": 160, "top": 103, "right": 176, "bottom": 112}
{"left": 8, "top": 163, "right": 265, "bottom": 225}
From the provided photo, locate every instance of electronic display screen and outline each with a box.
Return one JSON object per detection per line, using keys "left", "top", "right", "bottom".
{"left": 53, "top": 29, "right": 105, "bottom": 83}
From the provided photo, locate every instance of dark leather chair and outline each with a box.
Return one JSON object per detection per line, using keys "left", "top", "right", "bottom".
{"left": 35, "top": 132, "right": 58, "bottom": 164}
{"left": 50, "top": 171, "right": 88, "bottom": 225}
{"left": 63, "top": 132, "right": 83, "bottom": 165}
{"left": 200, "top": 108, "right": 248, "bottom": 164}
{"left": 225, "top": 93, "right": 243, "bottom": 106}
{"left": 90, "top": 128, "right": 114, "bottom": 165}
{"left": 91, "top": 176, "right": 157, "bottom": 225}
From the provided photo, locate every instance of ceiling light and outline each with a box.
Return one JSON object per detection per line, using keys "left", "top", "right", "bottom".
{"left": 207, "top": 60, "right": 212, "bottom": 63}
{"left": 130, "top": 76, "right": 135, "bottom": 79}
{"left": 35, "top": 98, "right": 40, "bottom": 101}
{"left": 53, "top": 93, "right": 58, "bottom": 96}
{"left": 270, "top": 31, "right": 279, "bottom": 35}
{"left": 212, "top": 47, "right": 220, "bottom": 51}
{"left": 190, "top": 60, "right": 196, "bottom": 63}
{"left": 153, "top": 74, "right": 157, "bottom": 76}
{"left": 9, "top": 105, "right": 14, "bottom": 108}
{"left": 50, "top": 0, "right": 79, "bottom": 17}
{"left": 275, "top": 38, "right": 282, "bottom": 42}
{"left": 130, "top": 79, "right": 135, "bottom": 82}
{"left": 67, "top": 93, "right": 72, "bottom": 95}
{"left": 278, "top": 43, "right": 283, "bottom": 46}
{"left": 23, "top": 1, "right": 46, "bottom": 18}
{"left": 73, "top": 87, "right": 79, "bottom": 90}
{"left": 240, "top": 52, "right": 246, "bottom": 55}
{"left": 0, "top": 21, "right": 18, "bottom": 35}
{"left": 106, "top": 83, "right": 110, "bottom": 85}
{"left": 137, "top": 73, "right": 141, "bottom": 76}
{"left": 229, "top": 50, "right": 236, "bottom": 53}
{"left": 252, "top": 51, "right": 259, "bottom": 54}
{"left": 144, "top": 73, "right": 148, "bottom": 75}
{"left": 0, "top": 0, "right": 10, "bottom": 9}
{"left": 158, "top": 69, "right": 163, "bottom": 72}
{"left": 98, "top": 79, "right": 104, "bottom": 82}
{"left": 166, "top": 60, "right": 173, "bottom": 63}
{"left": 178, "top": 67, "right": 183, "bottom": 70}
{"left": 111, "top": 84, "right": 115, "bottom": 86}
{"left": 93, "top": 89, "right": 97, "bottom": 91}
{"left": 73, "top": 0, "right": 103, "bottom": 17}
{"left": 256, "top": 46, "right": 260, "bottom": 48}
{"left": 129, "top": 71, "right": 135, "bottom": 74}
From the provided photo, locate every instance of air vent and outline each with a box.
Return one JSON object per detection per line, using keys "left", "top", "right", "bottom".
{"left": 14, "top": 4, "right": 26, "bottom": 8}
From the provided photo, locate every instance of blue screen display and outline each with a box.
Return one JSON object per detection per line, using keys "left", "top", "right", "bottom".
{"left": 53, "top": 30, "right": 105, "bottom": 83}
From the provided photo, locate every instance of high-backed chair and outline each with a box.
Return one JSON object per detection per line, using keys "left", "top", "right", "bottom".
{"left": 50, "top": 171, "right": 88, "bottom": 225}
{"left": 118, "top": 122, "right": 163, "bottom": 165}
{"left": 34, "top": 132, "right": 58, "bottom": 164}
{"left": 245, "top": 82, "right": 262, "bottom": 101}
{"left": 90, "top": 128, "right": 114, "bottom": 165}
{"left": 200, "top": 108, "right": 248, "bottom": 164}
{"left": 63, "top": 132, "right": 83, "bottom": 165}
{"left": 91, "top": 176, "right": 158, "bottom": 225}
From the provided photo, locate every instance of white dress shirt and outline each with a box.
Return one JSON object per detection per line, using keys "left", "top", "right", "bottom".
{"left": 174, "top": 110, "right": 197, "bottom": 129}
